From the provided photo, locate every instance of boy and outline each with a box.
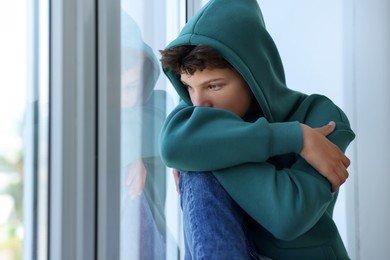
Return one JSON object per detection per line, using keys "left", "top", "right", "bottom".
{"left": 159, "top": 0, "right": 355, "bottom": 259}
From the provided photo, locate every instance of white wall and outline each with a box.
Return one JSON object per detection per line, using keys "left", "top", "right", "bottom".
{"left": 259, "top": 0, "right": 345, "bottom": 105}
{"left": 260, "top": 0, "right": 390, "bottom": 259}
{"left": 344, "top": 0, "right": 390, "bottom": 259}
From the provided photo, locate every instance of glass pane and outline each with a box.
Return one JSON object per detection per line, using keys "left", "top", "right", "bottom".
{"left": 0, "top": 2, "right": 27, "bottom": 259}
{"left": 0, "top": 0, "right": 49, "bottom": 259}
{"left": 119, "top": 0, "right": 184, "bottom": 259}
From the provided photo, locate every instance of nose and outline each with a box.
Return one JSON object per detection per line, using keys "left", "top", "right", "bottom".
{"left": 191, "top": 91, "right": 212, "bottom": 107}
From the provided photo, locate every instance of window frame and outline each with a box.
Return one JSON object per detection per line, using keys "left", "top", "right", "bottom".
{"left": 49, "top": 0, "right": 97, "bottom": 259}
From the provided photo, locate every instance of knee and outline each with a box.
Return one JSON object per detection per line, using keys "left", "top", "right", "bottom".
{"left": 179, "top": 171, "right": 235, "bottom": 209}
{"left": 179, "top": 171, "right": 218, "bottom": 192}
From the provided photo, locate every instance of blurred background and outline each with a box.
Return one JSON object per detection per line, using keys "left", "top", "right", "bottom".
{"left": 0, "top": 1, "right": 27, "bottom": 259}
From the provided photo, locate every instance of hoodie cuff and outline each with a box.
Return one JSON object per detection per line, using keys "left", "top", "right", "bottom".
{"left": 269, "top": 121, "right": 303, "bottom": 156}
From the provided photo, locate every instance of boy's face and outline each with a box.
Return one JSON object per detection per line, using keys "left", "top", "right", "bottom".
{"left": 180, "top": 68, "right": 252, "bottom": 117}
{"left": 121, "top": 65, "right": 142, "bottom": 108}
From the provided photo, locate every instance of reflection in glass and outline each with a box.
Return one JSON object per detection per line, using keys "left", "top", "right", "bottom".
{"left": 120, "top": 10, "right": 174, "bottom": 259}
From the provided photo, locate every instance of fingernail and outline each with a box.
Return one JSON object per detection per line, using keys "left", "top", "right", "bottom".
{"left": 328, "top": 121, "right": 335, "bottom": 126}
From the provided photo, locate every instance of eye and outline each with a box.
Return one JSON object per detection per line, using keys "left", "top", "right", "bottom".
{"left": 208, "top": 84, "right": 222, "bottom": 91}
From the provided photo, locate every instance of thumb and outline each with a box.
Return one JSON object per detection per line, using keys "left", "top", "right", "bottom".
{"left": 315, "top": 121, "right": 336, "bottom": 136}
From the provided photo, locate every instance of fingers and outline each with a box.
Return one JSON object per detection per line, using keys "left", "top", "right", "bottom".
{"left": 329, "top": 161, "right": 350, "bottom": 192}
{"left": 172, "top": 169, "right": 180, "bottom": 193}
{"left": 301, "top": 122, "right": 352, "bottom": 192}
{"left": 329, "top": 173, "right": 344, "bottom": 192}
{"left": 311, "top": 142, "right": 351, "bottom": 192}
{"left": 342, "top": 155, "right": 351, "bottom": 168}
{"left": 315, "top": 121, "right": 336, "bottom": 137}
{"left": 125, "top": 160, "right": 147, "bottom": 198}
{"left": 331, "top": 141, "right": 351, "bottom": 168}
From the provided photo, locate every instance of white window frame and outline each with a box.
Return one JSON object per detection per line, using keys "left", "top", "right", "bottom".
{"left": 96, "top": 0, "right": 121, "bottom": 259}
{"left": 49, "top": 0, "right": 97, "bottom": 259}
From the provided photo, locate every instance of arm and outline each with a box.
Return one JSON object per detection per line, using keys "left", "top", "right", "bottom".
{"left": 296, "top": 95, "right": 354, "bottom": 191}
{"left": 214, "top": 95, "right": 355, "bottom": 240}
{"left": 213, "top": 161, "right": 332, "bottom": 241}
{"left": 160, "top": 100, "right": 351, "bottom": 190}
{"left": 160, "top": 101, "right": 303, "bottom": 171}
{"left": 300, "top": 122, "right": 350, "bottom": 191}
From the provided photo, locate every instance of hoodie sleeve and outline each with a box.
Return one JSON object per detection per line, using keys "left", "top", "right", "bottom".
{"left": 159, "top": 101, "right": 303, "bottom": 171}
{"left": 213, "top": 95, "right": 355, "bottom": 240}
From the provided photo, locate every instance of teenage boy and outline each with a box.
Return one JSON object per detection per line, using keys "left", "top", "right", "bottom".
{"left": 159, "top": 0, "right": 355, "bottom": 259}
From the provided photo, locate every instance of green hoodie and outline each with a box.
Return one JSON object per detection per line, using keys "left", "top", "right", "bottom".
{"left": 159, "top": 0, "right": 355, "bottom": 259}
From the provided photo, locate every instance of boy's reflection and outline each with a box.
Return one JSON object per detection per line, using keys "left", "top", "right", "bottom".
{"left": 120, "top": 11, "right": 170, "bottom": 260}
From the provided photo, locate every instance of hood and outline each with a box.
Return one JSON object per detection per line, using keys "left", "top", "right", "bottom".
{"left": 163, "top": 0, "right": 303, "bottom": 122}
{"left": 120, "top": 12, "right": 167, "bottom": 165}
{"left": 121, "top": 11, "right": 160, "bottom": 103}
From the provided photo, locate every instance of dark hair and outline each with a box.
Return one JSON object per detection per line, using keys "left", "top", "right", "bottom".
{"left": 159, "top": 45, "right": 232, "bottom": 75}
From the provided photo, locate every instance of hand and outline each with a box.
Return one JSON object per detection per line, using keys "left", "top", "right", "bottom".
{"left": 125, "top": 159, "right": 147, "bottom": 199}
{"left": 172, "top": 169, "right": 180, "bottom": 193}
{"left": 300, "top": 122, "right": 350, "bottom": 192}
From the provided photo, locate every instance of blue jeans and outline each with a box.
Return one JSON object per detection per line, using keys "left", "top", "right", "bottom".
{"left": 179, "top": 171, "right": 260, "bottom": 260}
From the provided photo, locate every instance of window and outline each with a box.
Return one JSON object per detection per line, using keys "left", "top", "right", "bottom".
{"left": 118, "top": 1, "right": 186, "bottom": 258}
{"left": 0, "top": 1, "right": 49, "bottom": 259}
